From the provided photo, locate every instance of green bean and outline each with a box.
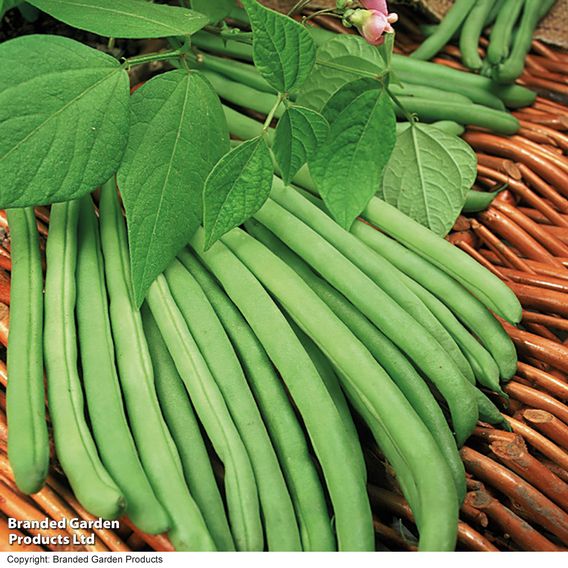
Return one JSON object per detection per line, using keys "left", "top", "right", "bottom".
{"left": 189, "top": 51, "right": 276, "bottom": 95}
{"left": 487, "top": 0, "right": 526, "bottom": 65}
{"left": 215, "top": 228, "right": 459, "bottom": 551}
{"left": 411, "top": 0, "right": 477, "bottom": 61}
{"left": 351, "top": 221, "right": 518, "bottom": 379}
{"left": 44, "top": 200, "right": 125, "bottom": 519}
{"left": 389, "top": 83, "right": 473, "bottom": 105}
{"left": 362, "top": 197, "right": 522, "bottom": 325}
{"left": 485, "top": 0, "right": 505, "bottom": 25}
{"left": 142, "top": 307, "right": 235, "bottom": 551}
{"left": 394, "top": 97, "right": 520, "bottom": 135}
{"left": 255, "top": 196, "right": 478, "bottom": 445}
{"left": 462, "top": 189, "right": 503, "bottom": 212}
{"left": 223, "top": 104, "right": 272, "bottom": 142}
{"left": 460, "top": 0, "right": 496, "bottom": 70}
{"left": 164, "top": 260, "right": 300, "bottom": 551}
{"left": 288, "top": 320, "right": 365, "bottom": 479}
{"left": 6, "top": 208, "right": 49, "bottom": 495}
{"left": 200, "top": 69, "right": 284, "bottom": 118}
{"left": 76, "top": 196, "right": 169, "bottom": 534}
{"left": 495, "top": 0, "right": 543, "bottom": 83}
{"left": 98, "top": 180, "right": 214, "bottom": 551}
{"left": 146, "top": 274, "right": 262, "bottom": 552}
{"left": 192, "top": 31, "right": 255, "bottom": 62}
{"left": 190, "top": 230, "right": 374, "bottom": 551}
{"left": 178, "top": 250, "right": 335, "bottom": 552}
{"left": 245, "top": 218, "right": 466, "bottom": 504}
{"left": 271, "top": 180, "right": 475, "bottom": 384}
{"left": 475, "top": 390, "right": 512, "bottom": 430}
{"left": 392, "top": 54, "right": 536, "bottom": 108}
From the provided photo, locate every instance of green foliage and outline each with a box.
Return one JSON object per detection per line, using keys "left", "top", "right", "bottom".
{"left": 203, "top": 136, "right": 273, "bottom": 249}
{"left": 117, "top": 70, "right": 229, "bottom": 306}
{"left": 241, "top": 0, "right": 316, "bottom": 93}
{"left": 273, "top": 106, "right": 329, "bottom": 185}
{"left": 380, "top": 123, "right": 478, "bottom": 236}
{"left": 0, "top": 35, "right": 129, "bottom": 208}
{"left": 190, "top": 0, "right": 233, "bottom": 23}
{"left": 27, "top": 0, "right": 208, "bottom": 38}
{"left": 310, "top": 78, "right": 396, "bottom": 229}
{"left": 298, "top": 35, "right": 386, "bottom": 112}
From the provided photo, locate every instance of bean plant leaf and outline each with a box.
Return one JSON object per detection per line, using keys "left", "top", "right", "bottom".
{"left": 241, "top": 0, "right": 316, "bottom": 93}
{"left": 298, "top": 34, "right": 386, "bottom": 112}
{"left": 0, "top": 34, "right": 129, "bottom": 208}
{"left": 309, "top": 78, "right": 396, "bottom": 229}
{"left": 203, "top": 136, "right": 273, "bottom": 249}
{"left": 27, "top": 0, "right": 208, "bottom": 38}
{"left": 379, "top": 123, "right": 477, "bottom": 236}
{"left": 117, "top": 70, "right": 229, "bottom": 306}
{"left": 273, "top": 106, "right": 329, "bottom": 185}
{"left": 190, "top": 0, "right": 232, "bottom": 23}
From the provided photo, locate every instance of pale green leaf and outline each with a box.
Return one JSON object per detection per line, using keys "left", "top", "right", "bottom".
{"left": 0, "top": 35, "right": 129, "bottom": 208}
{"left": 117, "top": 70, "right": 229, "bottom": 306}
{"left": 28, "top": 0, "right": 208, "bottom": 38}
{"left": 203, "top": 136, "right": 273, "bottom": 248}
{"left": 298, "top": 34, "right": 386, "bottom": 112}
{"left": 379, "top": 123, "right": 478, "bottom": 236}
{"left": 241, "top": 0, "right": 316, "bottom": 93}
{"left": 309, "top": 79, "right": 396, "bottom": 229}
{"left": 191, "top": 0, "right": 233, "bottom": 23}
{"left": 273, "top": 106, "right": 329, "bottom": 185}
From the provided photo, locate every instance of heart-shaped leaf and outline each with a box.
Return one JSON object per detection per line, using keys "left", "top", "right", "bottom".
{"left": 379, "top": 123, "right": 477, "bottom": 236}
{"left": 203, "top": 136, "right": 273, "bottom": 249}
{"left": 241, "top": 0, "right": 316, "bottom": 93}
{"left": 117, "top": 70, "right": 229, "bottom": 306}
{"left": 28, "top": 0, "right": 208, "bottom": 38}
{"left": 0, "top": 35, "right": 129, "bottom": 208}
{"left": 309, "top": 78, "right": 396, "bottom": 229}
{"left": 273, "top": 106, "right": 329, "bottom": 185}
{"left": 190, "top": 0, "right": 233, "bottom": 23}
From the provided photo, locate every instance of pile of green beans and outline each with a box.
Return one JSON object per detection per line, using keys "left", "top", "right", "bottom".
{"left": 411, "top": 0, "right": 557, "bottom": 83}
{"left": 7, "top": 171, "right": 521, "bottom": 550}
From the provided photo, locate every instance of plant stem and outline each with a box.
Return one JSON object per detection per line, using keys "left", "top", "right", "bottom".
{"left": 387, "top": 87, "right": 417, "bottom": 124}
{"left": 288, "top": 0, "right": 313, "bottom": 17}
{"left": 302, "top": 9, "right": 342, "bottom": 23}
{"left": 124, "top": 49, "right": 184, "bottom": 68}
{"left": 263, "top": 94, "right": 284, "bottom": 133}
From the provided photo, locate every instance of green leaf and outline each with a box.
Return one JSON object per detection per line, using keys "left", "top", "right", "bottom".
{"left": 203, "top": 136, "right": 273, "bottom": 248}
{"left": 27, "top": 0, "right": 208, "bottom": 38}
{"left": 298, "top": 34, "right": 386, "bottom": 112}
{"left": 241, "top": 0, "right": 316, "bottom": 93}
{"left": 190, "top": 0, "right": 232, "bottom": 23}
{"left": 309, "top": 79, "right": 396, "bottom": 229}
{"left": 273, "top": 106, "right": 329, "bottom": 185}
{"left": 117, "top": 70, "right": 229, "bottom": 306}
{"left": 379, "top": 123, "right": 477, "bottom": 236}
{"left": 0, "top": 35, "right": 129, "bottom": 208}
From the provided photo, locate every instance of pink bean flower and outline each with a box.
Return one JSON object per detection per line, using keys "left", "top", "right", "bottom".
{"left": 349, "top": 1, "right": 398, "bottom": 45}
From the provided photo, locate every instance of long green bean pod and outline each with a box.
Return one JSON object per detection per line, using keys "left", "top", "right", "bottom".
{"left": 362, "top": 197, "right": 522, "bottom": 325}
{"left": 98, "top": 180, "right": 214, "bottom": 551}
{"left": 214, "top": 228, "right": 459, "bottom": 551}
{"left": 411, "top": 0, "right": 477, "bottom": 61}
{"left": 44, "top": 200, "right": 125, "bottom": 519}
{"left": 7, "top": 207, "right": 49, "bottom": 495}
{"left": 393, "top": 97, "right": 519, "bottom": 134}
{"left": 271, "top": 181, "right": 474, "bottom": 383}
{"left": 178, "top": 250, "right": 336, "bottom": 552}
{"left": 245, "top": 218, "right": 466, "bottom": 504}
{"left": 254, "top": 198, "right": 478, "bottom": 445}
{"left": 146, "top": 275, "right": 262, "bottom": 552}
{"left": 351, "top": 222, "right": 518, "bottom": 379}
{"left": 495, "top": 0, "right": 543, "bottom": 82}
{"left": 142, "top": 308, "right": 235, "bottom": 551}
{"left": 76, "top": 196, "right": 169, "bottom": 534}
{"left": 459, "top": 0, "right": 496, "bottom": 70}
{"left": 487, "top": 0, "right": 526, "bottom": 65}
{"left": 190, "top": 230, "right": 374, "bottom": 552}
{"left": 164, "top": 260, "right": 301, "bottom": 551}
